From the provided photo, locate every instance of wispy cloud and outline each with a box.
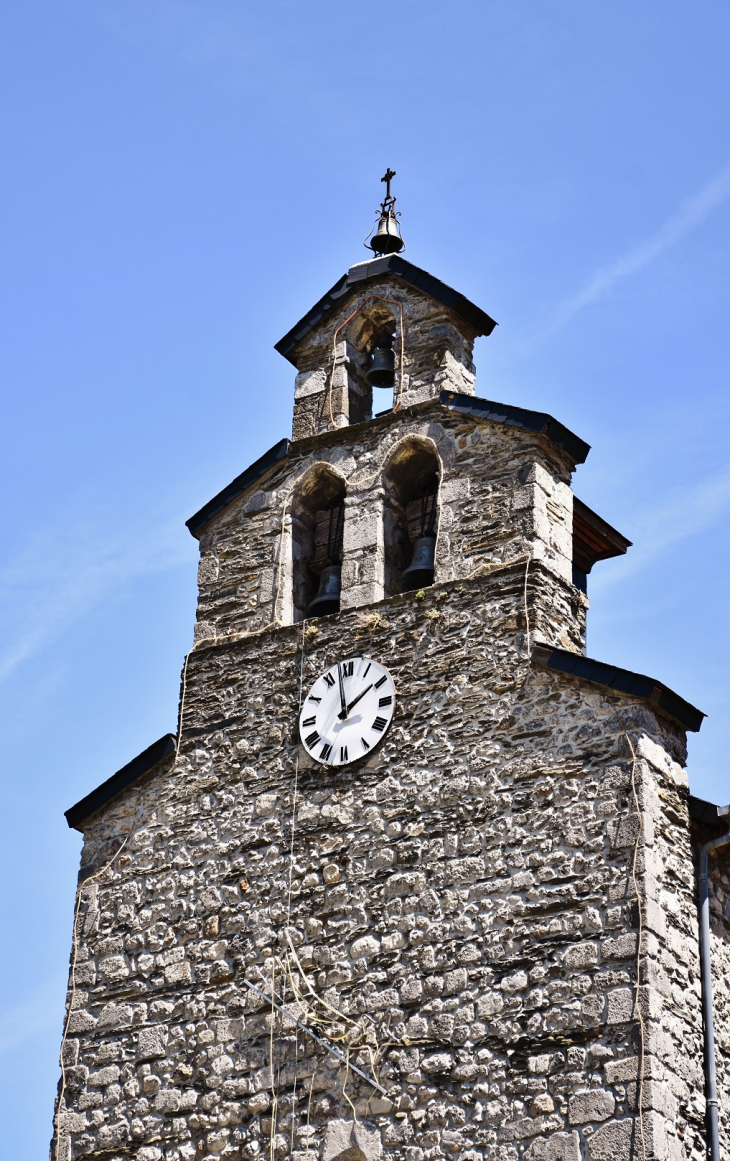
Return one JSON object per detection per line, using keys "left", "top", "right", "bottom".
{"left": 591, "top": 462, "right": 730, "bottom": 592}
{"left": 533, "top": 161, "right": 730, "bottom": 343}
{"left": 0, "top": 509, "right": 194, "bottom": 684}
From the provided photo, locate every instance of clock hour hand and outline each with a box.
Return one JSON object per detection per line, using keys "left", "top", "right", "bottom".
{"left": 338, "top": 683, "right": 373, "bottom": 720}
{"left": 337, "top": 663, "right": 347, "bottom": 718}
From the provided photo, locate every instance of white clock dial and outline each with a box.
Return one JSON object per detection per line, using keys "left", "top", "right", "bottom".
{"left": 299, "top": 656, "right": 396, "bottom": 766}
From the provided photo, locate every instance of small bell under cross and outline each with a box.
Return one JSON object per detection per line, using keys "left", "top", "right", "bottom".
{"left": 365, "top": 168, "right": 405, "bottom": 255}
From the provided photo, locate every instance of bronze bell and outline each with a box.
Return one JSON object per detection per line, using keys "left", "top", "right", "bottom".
{"left": 370, "top": 208, "right": 404, "bottom": 255}
{"left": 365, "top": 334, "right": 396, "bottom": 388}
{"left": 400, "top": 535, "right": 436, "bottom": 591}
{"left": 305, "top": 564, "right": 342, "bottom": 618}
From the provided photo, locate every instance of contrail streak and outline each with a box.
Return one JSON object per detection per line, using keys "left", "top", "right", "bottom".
{"left": 539, "top": 162, "right": 730, "bottom": 339}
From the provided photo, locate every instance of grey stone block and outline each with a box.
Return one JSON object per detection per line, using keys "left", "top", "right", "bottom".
{"left": 322, "top": 1118, "right": 382, "bottom": 1161}
{"left": 587, "top": 1118, "right": 635, "bottom": 1160}
{"left": 568, "top": 1089, "right": 615, "bottom": 1124}
{"left": 524, "top": 1131, "right": 581, "bottom": 1160}
{"left": 137, "top": 1027, "right": 167, "bottom": 1061}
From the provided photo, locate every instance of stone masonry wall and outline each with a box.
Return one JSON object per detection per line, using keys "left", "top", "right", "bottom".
{"left": 632, "top": 737, "right": 706, "bottom": 1160}
{"left": 193, "top": 400, "right": 585, "bottom": 654}
{"left": 52, "top": 570, "right": 705, "bottom": 1161}
{"left": 289, "top": 275, "right": 479, "bottom": 440}
{"left": 694, "top": 833, "right": 730, "bottom": 1156}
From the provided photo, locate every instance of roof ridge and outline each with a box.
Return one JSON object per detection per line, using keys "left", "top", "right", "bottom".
{"left": 275, "top": 255, "right": 497, "bottom": 366}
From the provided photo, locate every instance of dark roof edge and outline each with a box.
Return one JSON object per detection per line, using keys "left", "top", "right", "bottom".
{"left": 65, "top": 734, "right": 177, "bottom": 832}
{"left": 573, "top": 497, "right": 632, "bottom": 553}
{"left": 441, "top": 392, "right": 591, "bottom": 465}
{"left": 688, "top": 796, "right": 730, "bottom": 827}
{"left": 186, "top": 393, "right": 588, "bottom": 540}
{"left": 532, "top": 644, "right": 705, "bottom": 732}
{"left": 275, "top": 256, "right": 497, "bottom": 366}
{"left": 186, "top": 438, "right": 290, "bottom": 538}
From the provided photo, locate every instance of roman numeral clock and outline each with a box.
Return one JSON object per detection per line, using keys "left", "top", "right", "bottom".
{"left": 298, "top": 657, "right": 396, "bottom": 765}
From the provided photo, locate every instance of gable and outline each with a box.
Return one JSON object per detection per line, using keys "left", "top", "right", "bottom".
{"left": 274, "top": 255, "right": 498, "bottom": 367}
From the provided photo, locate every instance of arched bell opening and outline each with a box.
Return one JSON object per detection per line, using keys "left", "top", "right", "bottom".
{"left": 382, "top": 439, "right": 441, "bottom": 598}
{"left": 290, "top": 468, "right": 346, "bottom": 622}
{"left": 349, "top": 305, "right": 399, "bottom": 416}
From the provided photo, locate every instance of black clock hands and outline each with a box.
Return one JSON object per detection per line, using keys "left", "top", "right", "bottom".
{"left": 338, "top": 683, "right": 373, "bottom": 720}
{"left": 337, "top": 663, "right": 347, "bottom": 719}
{"left": 300, "top": 657, "right": 395, "bottom": 766}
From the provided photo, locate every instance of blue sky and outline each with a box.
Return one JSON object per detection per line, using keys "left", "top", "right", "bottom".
{"left": 1, "top": 2, "right": 729, "bottom": 1154}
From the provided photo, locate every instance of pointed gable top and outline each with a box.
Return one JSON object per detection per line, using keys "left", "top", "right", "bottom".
{"left": 274, "top": 254, "right": 498, "bottom": 367}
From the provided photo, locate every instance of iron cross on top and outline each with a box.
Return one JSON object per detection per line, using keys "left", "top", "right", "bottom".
{"left": 381, "top": 168, "right": 396, "bottom": 199}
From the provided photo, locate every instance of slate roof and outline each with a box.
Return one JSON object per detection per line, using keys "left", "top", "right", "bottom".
{"left": 688, "top": 797, "right": 730, "bottom": 826}
{"left": 274, "top": 256, "right": 498, "bottom": 366}
{"left": 440, "top": 392, "right": 590, "bottom": 465}
{"left": 532, "top": 644, "right": 705, "bottom": 732}
{"left": 65, "top": 734, "right": 177, "bottom": 831}
{"left": 186, "top": 439, "right": 290, "bottom": 537}
{"left": 573, "top": 497, "right": 631, "bottom": 574}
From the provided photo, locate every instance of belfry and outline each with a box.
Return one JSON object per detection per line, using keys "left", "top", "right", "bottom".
{"left": 54, "top": 176, "right": 729, "bottom": 1161}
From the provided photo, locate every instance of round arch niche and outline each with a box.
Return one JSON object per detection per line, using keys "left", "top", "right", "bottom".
{"left": 290, "top": 466, "right": 346, "bottom": 622}
{"left": 349, "top": 302, "right": 398, "bottom": 415}
{"left": 382, "top": 437, "right": 441, "bottom": 598}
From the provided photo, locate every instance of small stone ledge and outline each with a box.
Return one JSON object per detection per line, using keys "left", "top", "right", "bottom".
{"left": 189, "top": 557, "right": 549, "bottom": 662}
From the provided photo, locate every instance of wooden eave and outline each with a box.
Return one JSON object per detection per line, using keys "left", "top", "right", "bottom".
{"left": 573, "top": 497, "right": 631, "bottom": 575}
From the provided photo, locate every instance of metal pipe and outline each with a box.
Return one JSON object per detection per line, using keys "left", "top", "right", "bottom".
{"left": 698, "top": 828, "right": 730, "bottom": 1161}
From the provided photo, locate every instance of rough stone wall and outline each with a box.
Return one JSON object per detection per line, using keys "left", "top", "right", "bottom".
{"left": 193, "top": 400, "right": 585, "bottom": 653}
{"left": 294, "top": 340, "right": 372, "bottom": 438}
{"left": 630, "top": 738, "right": 706, "bottom": 1160}
{"left": 53, "top": 570, "right": 703, "bottom": 1161}
{"left": 696, "top": 836, "right": 730, "bottom": 1155}
{"left": 289, "top": 275, "right": 479, "bottom": 440}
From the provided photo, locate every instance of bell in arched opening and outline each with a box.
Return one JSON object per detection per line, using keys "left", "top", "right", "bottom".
{"left": 400, "top": 535, "right": 436, "bottom": 591}
{"left": 305, "top": 504, "right": 344, "bottom": 618}
{"left": 400, "top": 490, "right": 438, "bottom": 591}
{"left": 305, "top": 563, "right": 342, "bottom": 617}
{"left": 365, "top": 331, "right": 396, "bottom": 389}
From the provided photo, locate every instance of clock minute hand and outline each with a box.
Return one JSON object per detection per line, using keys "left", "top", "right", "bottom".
{"left": 339, "top": 683, "right": 373, "bottom": 720}
{"left": 337, "top": 663, "right": 347, "bottom": 717}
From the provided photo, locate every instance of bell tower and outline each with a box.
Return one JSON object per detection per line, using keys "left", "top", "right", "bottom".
{"left": 54, "top": 179, "right": 719, "bottom": 1161}
{"left": 282, "top": 169, "right": 491, "bottom": 443}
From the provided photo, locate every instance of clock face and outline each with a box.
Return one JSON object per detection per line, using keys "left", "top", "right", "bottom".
{"left": 299, "top": 656, "right": 396, "bottom": 766}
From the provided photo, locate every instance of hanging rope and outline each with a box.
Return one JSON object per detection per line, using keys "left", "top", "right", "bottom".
{"left": 282, "top": 619, "right": 308, "bottom": 1153}
{"left": 268, "top": 956, "right": 278, "bottom": 1161}
{"left": 522, "top": 553, "right": 531, "bottom": 658}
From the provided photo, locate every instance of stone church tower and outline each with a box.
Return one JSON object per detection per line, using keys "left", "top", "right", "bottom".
{"left": 54, "top": 180, "right": 729, "bottom": 1161}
